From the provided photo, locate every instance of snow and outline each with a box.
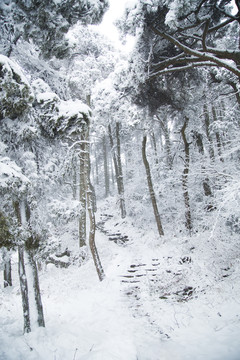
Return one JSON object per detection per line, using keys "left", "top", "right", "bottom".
{"left": 0, "top": 55, "right": 30, "bottom": 87}
{"left": 35, "top": 91, "right": 91, "bottom": 120}
{"left": 1, "top": 2, "right": 240, "bottom": 359}
{"left": 1, "top": 199, "right": 240, "bottom": 360}
{"left": 58, "top": 100, "right": 91, "bottom": 119}
{"left": 0, "top": 157, "right": 30, "bottom": 191}
{"left": 36, "top": 92, "right": 60, "bottom": 104}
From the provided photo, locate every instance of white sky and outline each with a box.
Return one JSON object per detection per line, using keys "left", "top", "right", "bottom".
{"left": 94, "top": 0, "right": 135, "bottom": 52}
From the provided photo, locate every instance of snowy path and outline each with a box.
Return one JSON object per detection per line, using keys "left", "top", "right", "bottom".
{"left": 1, "top": 205, "right": 240, "bottom": 359}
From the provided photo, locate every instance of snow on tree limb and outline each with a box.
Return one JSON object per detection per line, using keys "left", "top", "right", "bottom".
{"left": 0, "top": 55, "right": 33, "bottom": 119}
{"left": 0, "top": 157, "right": 29, "bottom": 193}
{"left": 150, "top": 27, "right": 240, "bottom": 79}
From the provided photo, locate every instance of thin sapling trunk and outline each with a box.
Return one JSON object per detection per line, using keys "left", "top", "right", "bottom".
{"left": 142, "top": 135, "right": 164, "bottom": 237}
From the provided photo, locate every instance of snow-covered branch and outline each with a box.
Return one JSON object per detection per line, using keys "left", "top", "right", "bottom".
{"left": 150, "top": 27, "right": 240, "bottom": 79}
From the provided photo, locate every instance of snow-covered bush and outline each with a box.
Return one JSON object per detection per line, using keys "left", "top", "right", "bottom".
{"left": 0, "top": 55, "right": 33, "bottom": 120}
{"left": 34, "top": 86, "right": 91, "bottom": 138}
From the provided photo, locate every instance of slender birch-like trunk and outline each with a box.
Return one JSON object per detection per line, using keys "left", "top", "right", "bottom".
{"left": 142, "top": 135, "right": 164, "bottom": 237}
{"left": 211, "top": 105, "right": 223, "bottom": 161}
{"left": 18, "top": 245, "right": 31, "bottom": 333}
{"left": 86, "top": 131, "right": 105, "bottom": 281}
{"left": 79, "top": 132, "right": 87, "bottom": 247}
{"left": 103, "top": 134, "right": 110, "bottom": 197}
{"left": 25, "top": 200, "right": 45, "bottom": 328}
{"left": 14, "top": 200, "right": 31, "bottom": 333}
{"left": 157, "top": 115, "right": 173, "bottom": 169}
{"left": 27, "top": 249, "right": 45, "bottom": 327}
{"left": 180, "top": 118, "right": 193, "bottom": 231}
{"left": 108, "top": 123, "right": 126, "bottom": 218}
{"left": 14, "top": 200, "right": 45, "bottom": 332}
{"left": 116, "top": 122, "right": 126, "bottom": 219}
{"left": 203, "top": 102, "right": 215, "bottom": 161}
{"left": 3, "top": 249, "right": 12, "bottom": 287}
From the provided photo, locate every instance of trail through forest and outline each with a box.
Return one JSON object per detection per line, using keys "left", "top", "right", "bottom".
{"left": 1, "top": 199, "right": 240, "bottom": 360}
{"left": 1, "top": 1, "right": 240, "bottom": 358}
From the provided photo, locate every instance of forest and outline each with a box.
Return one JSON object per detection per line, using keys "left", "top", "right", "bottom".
{"left": 0, "top": 0, "right": 240, "bottom": 359}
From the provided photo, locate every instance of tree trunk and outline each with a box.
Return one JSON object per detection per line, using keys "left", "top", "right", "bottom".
{"left": 111, "top": 158, "right": 115, "bottom": 191}
{"left": 79, "top": 133, "right": 87, "bottom": 247}
{"left": 94, "top": 144, "right": 99, "bottom": 186}
{"left": 87, "top": 184, "right": 105, "bottom": 281}
{"left": 4, "top": 258, "right": 12, "bottom": 287}
{"left": 14, "top": 200, "right": 45, "bottom": 332}
{"left": 227, "top": 80, "right": 240, "bottom": 106}
{"left": 180, "top": 118, "right": 193, "bottom": 232}
{"left": 24, "top": 201, "right": 45, "bottom": 328}
{"left": 142, "top": 135, "right": 164, "bottom": 237}
{"left": 193, "top": 131, "right": 204, "bottom": 154}
{"left": 13, "top": 200, "right": 31, "bottom": 334}
{"left": 3, "top": 249, "right": 12, "bottom": 288}
{"left": 157, "top": 116, "right": 173, "bottom": 169}
{"left": 211, "top": 105, "right": 223, "bottom": 161}
{"left": 108, "top": 124, "right": 119, "bottom": 187}
{"left": 72, "top": 155, "right": 78, "bottom": 200}
{"left": 151, "top": 130, "right": 159, "bottom": 165}
{"left": 26, "top": 249, "right": 45, "bottom": 328}
{"left": 108, "top": 123, "right": 126, "bottom": 219}
{"left": 103, "top": 134, "right": 110, "bottom": 197}
{"left": 203, "top": 102, "right": 215, "bottom": 161}
{"left": 86, "top": 131, "right": 105, "bottom": 281}
{"left": 18, "top": 245, "right": 31, "bottom": 333}
{"left": 116, "top": 122, "right": 126, "bottom": 219}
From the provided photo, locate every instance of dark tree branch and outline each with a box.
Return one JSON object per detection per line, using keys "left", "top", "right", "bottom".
{"left": 208, "top": 17, "right": 237, "bottom": 32}
{"left": 149, "top": 61, "right": 218, "bottom": 79}
{"left": 150, "top": 27, "right": 240, "bottom": 79}
{"left": 202, "top": 19, "right": 210, "bottom": 51}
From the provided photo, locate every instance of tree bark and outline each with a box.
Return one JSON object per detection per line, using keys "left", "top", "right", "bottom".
{"left": 193, "top": 131, "right": 204, "bottom": 154}
{"left": 108, "top": 123, "right": 126, "bottom": 219}
{"left": 203, "top": 102, "right": 215, "bottom": 161}
{"left": 4, "top": 259, "right": 12, "bottom": 287}
{"left": 18, "top": 245, "right": 31, "bottom": 333}
{"left": 26, "top": 249, "right": 45, "bottom": 327}
{"left": 3, "top": 249, "right": 12, "bottom": 287}
{"left": 211, "top": 105, "right": 223, "bottom": 161}
{"left": 13, "top": 200, "right": 31, "bottom": 334}
{"left": 150, "top": 130, "right": 159, "bottom": 165}
{"left": 116, "top": 122, "right": 126, "bottom": 219}
{"left": 87, "top": 185, "right": 105, "bottom": 281}
{"left": 79, "top": 133, "right": 87, "bottom": 247}
{"left": 193, "top": 132, "right": 213, "bottom": 199}
{"left": 94, "top": 144, "right": 99, "bottom": 186}
{"left": 180, "top": 118, "right": 193, "bottom": 232}
{"left": 14, "top": 200, "right": 45, "bottom": 332}
{"left": 24, "top": 201, "right": 45, "bottom": 328}
{"left": 86, "top": 132, "right": 105, "bottom": 281}
{"left": 103, "top": 134, "right": 110, "bottom": 197}
{"left": 142, "top": 135, "right": 164, "bottom": 237}
{"left": 157, "top": 116, "right": 173, "bottom": 169}
{"left": 72, "top": 155, "right": 78, "bottom": 200}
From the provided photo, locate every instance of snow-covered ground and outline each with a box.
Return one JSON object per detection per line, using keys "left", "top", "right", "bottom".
{"left": 1, "top": 198, "right": 240, "bottom": 360}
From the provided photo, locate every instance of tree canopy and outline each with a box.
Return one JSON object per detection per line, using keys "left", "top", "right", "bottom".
{"left": 0, "top": 0, "right": 109, "bottom": 58}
